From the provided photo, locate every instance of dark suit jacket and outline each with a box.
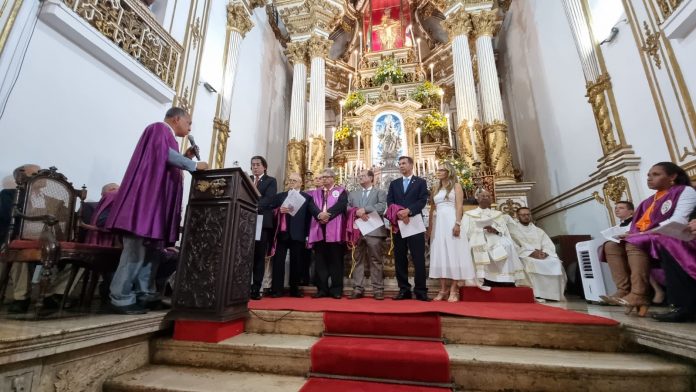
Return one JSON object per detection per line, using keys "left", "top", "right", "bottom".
{"left": 268, "top": 191, "right": 311, "bottom": 242}
{"left": 252, "top": 174, "right": 277, "bottom": 229}
{"left": 0, "top": 188, "right": 16, "bottom": 243}
{"left": 387, "top": 176, "right": 428, "bottom": 217}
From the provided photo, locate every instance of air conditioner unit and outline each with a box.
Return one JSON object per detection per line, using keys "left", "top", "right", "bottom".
{"left": 575, "top": 240, "right": 609, "bottom": 303}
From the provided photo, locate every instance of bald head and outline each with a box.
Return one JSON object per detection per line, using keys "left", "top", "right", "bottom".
{"left": 13, "top": 164, "right": 40, "bottom": 184}
{"left": 476, "top": 189, "right": 492, "bottom": 209}
{"left": 101, "top": 183, "right": 120, "bottom": 196}
{"left": 287, "top": 173, "right": 302, "bottom": 190}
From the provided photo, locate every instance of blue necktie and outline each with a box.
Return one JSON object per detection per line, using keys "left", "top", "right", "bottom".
{"left": 403, "top": 178, "right": 409, "bottom": 193}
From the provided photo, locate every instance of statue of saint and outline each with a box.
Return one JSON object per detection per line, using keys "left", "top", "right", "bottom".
{"left": 373, "top": 9, "right": 399, "bottom": 50}
{"left": 379, "top": 115, "right": 400, "bottom": 165}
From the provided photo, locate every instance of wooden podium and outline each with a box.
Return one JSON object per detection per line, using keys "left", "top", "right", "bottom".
{"left": 169, "top": 168, "right": 259, "bottom": 324}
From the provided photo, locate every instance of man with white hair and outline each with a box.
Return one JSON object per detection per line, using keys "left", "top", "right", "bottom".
{"left": 460, "top": 190, "right": 527, "bottom": 287}
{"left": 509, "top": 207, "right": 566, "bottom": 301}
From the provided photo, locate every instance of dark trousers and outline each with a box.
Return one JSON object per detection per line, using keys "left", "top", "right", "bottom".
{"left": 271, "top": 235, "right": 305, "bottom": 294}
{"left": 660, "top": 249, "right": 696, "bottom": 313}
{"left": 393, "top": 231, "right": 427, "bottom": 297}
{"left": 251, "top": 228, "right": 272, "bottom": 295}
{"left": 314, "top": 241, "right": 344, "bottom": 296}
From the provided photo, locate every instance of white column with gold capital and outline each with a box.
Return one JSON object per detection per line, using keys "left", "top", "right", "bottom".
{"left": 306, "top": 34, "right": 332, "bottom": 175}
{"left": 285, "top": 41, "right": 308, "bottom": 180}
{"left": 443, "top": 6, "right": 481, "bottom": 165}
{"left": 472, "top": 10, "right": 515, "bottom": 182}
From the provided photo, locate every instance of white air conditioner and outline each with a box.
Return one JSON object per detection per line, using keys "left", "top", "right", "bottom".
{"left": 575, "top": 240, "right": 611, "bottom": 303}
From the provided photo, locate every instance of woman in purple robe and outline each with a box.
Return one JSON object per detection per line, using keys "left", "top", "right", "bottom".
{"left": 604, "top": 162, "right": 695, "bottom": 317}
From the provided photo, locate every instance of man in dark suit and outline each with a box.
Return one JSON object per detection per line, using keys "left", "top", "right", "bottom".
{"left": 387, "top": 156, "right": 430, "bottom": 301}
{"left": 250, "top": 156, "right": 277, "bottom": 300}
{"left": 266, "top": 173, "right": 311, "bottom": 297}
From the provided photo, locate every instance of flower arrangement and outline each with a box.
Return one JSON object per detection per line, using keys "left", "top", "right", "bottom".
{"left": 442, "top": 155, "right": 474, "bottom": 191}
{"left": 344, "top": 91, "right": 366, "bottom": 112}
{"left": 334, "top": 124, "right": 354, "bottom": 141}
{"left": 374, "top": 58, "right": 405, "bottom": 85}
{"left": 410, "top": 81, "right": 441, "bottom": 108}
{"left": 419, "top": 110, "right": 448, "bottom": 139}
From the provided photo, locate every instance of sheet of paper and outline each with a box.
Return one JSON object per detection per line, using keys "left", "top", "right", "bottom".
{"left": 601, "top": 225, "right": 629, "bottom": 243}
{"left": 281, "top": 189, "right": 306, "bottom": 217}
{"left": 355, "top": 211, "right": 385, "bottom": 236}
{"left": 255, "top": 214, "right": 263, "bottom": 241}
{"left": 649, "top": 221, "right": 695, "bottom": 242}
{"left": 397, "top": 213, "right": 426, "bottom": 238}
{"left": 475, "top": 217, "right": 494, "bottom": 229}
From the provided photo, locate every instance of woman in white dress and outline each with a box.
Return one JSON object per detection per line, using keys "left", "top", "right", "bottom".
{"left": 426, "top": 163, "right": 477, "bottom": 302}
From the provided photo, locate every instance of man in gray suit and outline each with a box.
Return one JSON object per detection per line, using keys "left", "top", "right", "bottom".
{"left": 348, "top": 169, "right": 388, "bottom": 300}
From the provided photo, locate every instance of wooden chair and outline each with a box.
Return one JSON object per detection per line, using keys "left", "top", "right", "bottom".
{"left": 0, "top": 167, "right": 121, "bottom": 316}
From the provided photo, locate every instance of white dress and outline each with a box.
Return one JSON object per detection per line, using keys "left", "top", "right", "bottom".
{"left": 429, "top": 189, "right": 477, "bottom": 281}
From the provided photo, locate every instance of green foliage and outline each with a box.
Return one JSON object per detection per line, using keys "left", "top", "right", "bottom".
{"left": 410, "top": 81, "right": 441, "bottom": 108}
{"left": 374, "top": 58, "right": 405, "bottom": 85}
{"left": 344, "top": 91, "right": 366, "bottom": 112}
{"left": 419, "top": 110, "right": 448, "bottom": 139}
{"left": 442, "top": 156, "right": 474, "bottom": 190}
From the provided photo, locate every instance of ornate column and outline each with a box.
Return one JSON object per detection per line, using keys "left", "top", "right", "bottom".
{"left": 471, "top": 10, "right": 515, "bottom": 183}
{"left": 306, "top": 34, "right": 332, "bottom": 175}
{"left": 212, "top": 2, "right": 254, "bottom": 168}
{"left": 285, "top": 40, "right": 309, "bottom": 182}
{"left": 443, "top": 7, "right": 483, "bottom": 166}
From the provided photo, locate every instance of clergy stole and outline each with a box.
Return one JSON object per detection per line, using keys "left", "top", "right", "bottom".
{"left": 308, "top": 186, "right": 346, "bottom": 244}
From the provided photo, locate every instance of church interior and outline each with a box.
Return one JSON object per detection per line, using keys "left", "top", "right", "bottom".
{"left": 1, "top": 0, "right": 696, "bottom": 390}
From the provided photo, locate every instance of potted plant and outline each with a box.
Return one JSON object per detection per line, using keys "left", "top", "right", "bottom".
{"left": 344, "top": 91, "right": 366, "bottom": 112}
{"left": 410, "top": 81, "right": 441, "bottom": 108}
{"left": 334, "top": 124, "right": 355, "bottom": 149}
{"left": 374, "top": 58, "right": 405, "bottom": 86}
{"left": 419, "top": 110, "right": 448, "bottom": 142}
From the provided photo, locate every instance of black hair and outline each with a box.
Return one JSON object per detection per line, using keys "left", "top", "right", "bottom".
{"left": 165, "top": 107, "right": 188, "bottom": 119}
{"left": 652, "top": 162, "right": 692, "bottom": 186}
{"left": 615, "top": 200, "right": 635, "bottom": 211}
{"left": 251, "top": 156, "right": 268, "bottom": 171}
{"left": 398, "top": 156, "right": 414, "bottom": 164}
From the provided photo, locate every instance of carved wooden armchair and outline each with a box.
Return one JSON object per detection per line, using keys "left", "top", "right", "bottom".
{"left": 0, "top": 167, "right": 121, "bottom": 316}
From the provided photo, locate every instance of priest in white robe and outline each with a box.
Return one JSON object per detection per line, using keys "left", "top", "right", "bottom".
{"left": 461, "top": 190, "right": 528, "bottom": 286}
{"left": 509, "top": 207, "right": 567, "bottom": 301}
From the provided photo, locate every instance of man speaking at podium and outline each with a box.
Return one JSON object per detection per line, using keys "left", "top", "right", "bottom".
{"left": 106, "top": 107, "right": 208, "bottom": 314}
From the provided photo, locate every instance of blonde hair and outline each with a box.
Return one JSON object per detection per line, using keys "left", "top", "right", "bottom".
{"left": 430, "top": 162, "right": 457, "bottom": 202}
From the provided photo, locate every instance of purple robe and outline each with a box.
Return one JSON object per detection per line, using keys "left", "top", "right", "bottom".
{"left": 85, "top": 191, "right": 119, "bottom": 246}
{"left": 308, "top": 186, "right": 346, "bottom": 245}
{"left": 626, "top": 185, "right": 696, "bottom": 280}
{"left": 105, "top": 122, "right": 184, "bottom": 245}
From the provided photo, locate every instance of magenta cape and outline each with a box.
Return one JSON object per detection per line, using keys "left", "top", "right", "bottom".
{"left": 308, "top": 186, "right": 346, "bottom": 245}
{"left": 385, "top": 204, "right": 405, "bottom": 234}
{"left": 85, "top": 191, "right": 119, "bottom": 246}
{"left": 105, "top": 122, "right": 184, "bottom": 245}
{"left": 626, "top": 185, "right": 696, "bottom": 280}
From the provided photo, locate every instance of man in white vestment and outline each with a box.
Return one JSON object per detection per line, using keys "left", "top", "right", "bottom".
{"left": 510, "top": 207, "right": 567, "bottom": 301}
{"left": 461, "top": 190, "right": 527, "bottom": 286}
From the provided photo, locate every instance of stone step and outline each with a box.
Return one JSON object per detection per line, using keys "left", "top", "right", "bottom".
{"left": 246, "top": 310, "right": 626, "bottom": 351}
{"left": 151, "top": 333, "right": 696, "bottom": 392}
{"left": 103, "top": 365, "right": 306, "bottom": 392}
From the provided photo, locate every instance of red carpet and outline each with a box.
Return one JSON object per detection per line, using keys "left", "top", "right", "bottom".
{"left": 249, "top": 296, "right": 618, "bottom": 326}
{"left": 300, "top": 378, "right": 451, "bottom": 392}
{"left": 460, "top": 286, "right": 535, "bottom": 303}
{"left": 311, "top": 336, "right": 450, "bottom": 384}
{"left": 324, "top": 312, "right": 441, "bottom": 338}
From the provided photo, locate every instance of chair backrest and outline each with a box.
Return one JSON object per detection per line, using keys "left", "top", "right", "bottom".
{"left": 18, "top": 167, "right": 85, "bottom": 242}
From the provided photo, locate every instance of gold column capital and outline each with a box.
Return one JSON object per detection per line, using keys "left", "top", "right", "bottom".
{"left": 471, "top": 10, "right": 499, "bottom": 38}
{"left": 287, "top": 40, "right": 309, "bottom": 66}
{"left": 227, "top": 2, "right": 254, "bottom": 37}
{"left": 443, "top": 8, "right": 472, "bottom": 37}
{"left": 307, "top": 34, "right": 332, "bottom": 59}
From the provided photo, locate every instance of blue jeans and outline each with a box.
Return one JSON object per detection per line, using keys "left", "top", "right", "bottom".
{"left": 109, "top": 235, "right": 156, "bottom": 307}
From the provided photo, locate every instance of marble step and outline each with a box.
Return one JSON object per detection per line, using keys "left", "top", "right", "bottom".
{"left": 151, "top": 333, "right": 696, "bottom": 391}
{"left": 246, "top": 309, "right": 626, "bottom": 352}
{"left": 103, "top": 365, "right": 306, "bottom": 392}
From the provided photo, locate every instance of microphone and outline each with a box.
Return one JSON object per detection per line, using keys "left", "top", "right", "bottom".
{"left": 187, "top": 135, "right": 201, "bottom": 161}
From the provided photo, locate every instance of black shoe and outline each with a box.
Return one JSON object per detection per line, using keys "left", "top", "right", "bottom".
{"left": 415, "top": 295, "right": 432, "bottom": 302}
{"left": 312, "top": 291, "right": 328, "bottom": 299}
{"left": 331, "top": 294, "right": 342, "bottom": 299}
{"left": 652, "top": 307, "right": 696, "bottom": 323}
{"left": 393, "top": 291, "right": 412, "bottom": 300}
{"left": 110, "top": 303, "right": 147, "bottom": 315}
{"left": 348, "top": 291, "right": 363, "bottom": 299}
{"left": 270, "top": 292, "right": 283, "bottom": 298}
{"left": 42, "top": 294, "right": 65, "bottom": 310}
{"left": 289, "top": 290, "right": 304, "bottom": 298}
{"left": 7, "top": 299, "right": 30, "bottom": 314}
{"left": 250, "top": 292, "right": 262, "bottom": 300}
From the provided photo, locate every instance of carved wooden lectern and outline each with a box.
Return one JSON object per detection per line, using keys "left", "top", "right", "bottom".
{"left": 169, "top": 168, "right": 259, "bottom": 322}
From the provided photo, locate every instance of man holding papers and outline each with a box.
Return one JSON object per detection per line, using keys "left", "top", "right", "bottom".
{"left": 267, "top": 173, "right": 311, "bottom": 298}
{"left": 347, "top": 170, "right": 388, "bottom": 300}
{"left": 387, "top": 156, "right": 430, "bottom": 301}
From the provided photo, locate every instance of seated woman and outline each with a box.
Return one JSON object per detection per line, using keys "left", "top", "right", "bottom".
{"left": 603, "top": 162, "right": 695, "bottom": 316}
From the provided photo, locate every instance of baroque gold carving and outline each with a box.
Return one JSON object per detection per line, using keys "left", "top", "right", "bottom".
{"left": 227, "top": 2, "right": 254, "bottom": 37}
{"left": 308, "top": 136, "right": 327, "bottom": 175}
{"left": 442, "top": 8, "right": 472, "bottom": 37}
{"left": 276, "top": 0, "right": 344, "bottom": 37}
{"left": 63, "top": 0, "right": 183, "bottom": 87}
{"left": 191, "top": 17, "right": 202, "bottom": 49}
{"left": 175, "top": 87, "right": 192, "bottom": 112}
{"left": 456, "top": 119, "right": 485, "bottom": 167}
{"left": 484, "top": 120, "right": 515, "bottom": 181}
{"left": 471, "top": 10, "right": 499, "bottom": 38}
{"left": 499, "top": 198, "right": 522, "bottom": 217}
{"left": 641, "top": 21, "right": 662, "bottom": 69}
{"left": 585, "top": 74, "right": 618, "bottom": 154}
{"left": 307, "top": 34, "right": 332, "bottom": 59}
{"left": 286, "top": 139, "right": 306, "bottom": 186}
{"left": 655, "top": 0, "right": 683, "bottom": 19}
{"left": 286, "top": 40, "right": 308, "bottom": 66}
{"left": 603, "top": 175, "right": 629, "bottom": 203}
{"left": 213, "top": 117, "right": 230, "bottom": 169}
{"left": 195, "top": 179, "right": 228, "bottom": 197}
